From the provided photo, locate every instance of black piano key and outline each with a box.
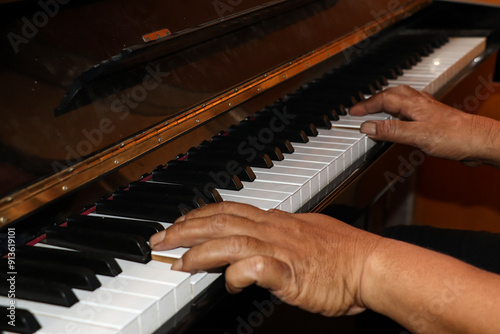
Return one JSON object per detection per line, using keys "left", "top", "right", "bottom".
{"left": 0, "top": 273, "right": 78, "bottom": 307}
{"left": 313, "top": 79, "right": 377, "bottom": 95}
{"left": 239, "top": 119, "right": 309, "bottom": 143}
{"left": 278, "top": 100, "right": 340, "bottom": 121}
{"left": 350, "top": 60, "right": 404, "bottom": 76}
{"left": 252, "top": 110, "right": 319, "bottom": 136}
{"left": 45, "top": 225, "right": 152, "bottom": 263}
{"left": 16, "top": 244, "right": 122, "bottom": 277}
{"left": 1, "top": 258, "right": 100, "bottom": 291}
{"left": 96, "top": 198, "right": 186, "bottom": 223}
{"left": 114, "top": 186, "right": 205, "bottom": 208}
{"left": 207, "top": 136, "right": 284, "bottom": 161}
{"left": 2, "top": 306, "right": 42, "bottom": 333}
{"left": 153, "top": 168, "right": 244, "bottom": 191}
{"left": 129, "top": 181, "right": 223, "bottom": 203}
{"left": 288, "top": 90, "right": 359, "bottom": 108}
{"left": 188, "top": 147, "right": 274, "bottom": 168}
{"left": 362, "top": 54, "right": 413, "bottom": 69}
{"left": 120, "top": 187, "right": 207, "bottom": 207}
{"left": 225, "top": 126, "right": 295, "bottom": 154}
{"left": 167, "top": 159, "right": 256, "bottom": 182}
{"left": 325, "top": 73, "right": 386, "bottom": 89}
{"left": 342, "top": 66, "right": 399, "bottom": 79}
{"left": 67, "top": 215, "right": 165, "bottom": 240}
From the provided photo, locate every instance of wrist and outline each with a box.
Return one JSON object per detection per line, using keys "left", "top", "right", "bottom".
{"left": 468, "top": 114, "right": 500, "bottom": 167}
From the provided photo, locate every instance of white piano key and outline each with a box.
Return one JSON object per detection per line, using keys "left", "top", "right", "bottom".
{"left": 242, "top": 180, "right": 301, "bottom": 212}
{"left": 73, "top": 288, "right": 158, "bottom": 334}
{"left": 115, "top": 259, "right": 191, "bottom": 312}
{"left": 253, "top": 171, "right": 312, "bottom": 205}
{"left": 29, "top": 313, "right": 119, "bottom": 334}
{"left": 273, "top": 159, "right": 329, "bottom": 191}
{"left": 0, "top": 296, "right": 140, "bottom": 334}
{"left": 97, "top": 275, "right": 176, "bottom": 325}
{"left": 219, "top": 193, "right": 280, "bottom": 210}
{"left": 146, "top": 260, "right": 222, "bottom": 299}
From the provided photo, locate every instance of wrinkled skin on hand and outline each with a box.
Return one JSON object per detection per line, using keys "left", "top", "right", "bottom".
{"left": 150, "top": 202, "right": 382, "bottom": 317}
{"left": 349, "top": 85, "right": 500, "bottom": 167}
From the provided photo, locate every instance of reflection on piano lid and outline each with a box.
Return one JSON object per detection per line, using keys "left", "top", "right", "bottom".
{"left": 0, "top": 0, "right": 432, "bottom": 224}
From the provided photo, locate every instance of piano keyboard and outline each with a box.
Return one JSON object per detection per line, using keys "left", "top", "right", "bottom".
{"left": 0, "top": 36, "right": 486, "bottom": 334}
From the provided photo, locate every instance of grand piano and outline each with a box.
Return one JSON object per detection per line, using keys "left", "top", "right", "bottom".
{"left": 1, "top": 0, "right": 500, "bottom": 333}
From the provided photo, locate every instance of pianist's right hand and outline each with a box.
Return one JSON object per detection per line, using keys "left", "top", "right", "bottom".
{"left": 349, "top": 85, "right": 500, "bottom": 168}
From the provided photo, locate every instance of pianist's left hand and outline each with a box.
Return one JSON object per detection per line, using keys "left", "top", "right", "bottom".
{"left": 150, "top": 201, "right": 500, "bottom": 333}
{"left": 150, "top": 201, "right": 382, "bottom": 316}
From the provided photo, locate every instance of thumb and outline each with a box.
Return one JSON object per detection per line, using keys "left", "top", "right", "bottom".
{"left": 360, "top": 120, "right": 422, "bottom": 147}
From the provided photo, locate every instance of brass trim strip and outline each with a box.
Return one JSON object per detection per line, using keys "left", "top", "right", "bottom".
{"left": 0, "top": 0, "right": 431, "bottom": 226}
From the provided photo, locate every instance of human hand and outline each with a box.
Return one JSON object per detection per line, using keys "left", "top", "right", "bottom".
{"left": 349, "top": 85, "right": 500, "bottom": 167}
{"left": 149, "top": 202, "right": 383, "bottom": 317}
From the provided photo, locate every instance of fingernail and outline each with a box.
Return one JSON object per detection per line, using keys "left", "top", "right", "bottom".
{"left": 360, "top": 121, "right": 377, "bottom": 135}
{"left": 171, "top": 258, "right": 183, "bottom": 271}
{"left": 174, "top": 215, "right": 186, "bottom": 223}
{"left": 149, "top": 230, "right": 166, "bottom": 249}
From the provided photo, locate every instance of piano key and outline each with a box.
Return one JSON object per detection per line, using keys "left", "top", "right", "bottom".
{"left": 16, "top": 244, "right": 122, "bottom": 277}
{"left": 0, "top": 296, "right": 141, "bottom": 334}
{"left": 96, "top": 274, "right": 176, "bottom": 325}
{"left": 218, "top": 193, "right": 280, "bottom": 210}
{"left": 1, "top": 258, "right": 100, "bottom": 292}
{"left": 45, "top": 225, "right": 152, "bottom": 263}
{"left": 240, "top": 120, "right": 310, "bottom": 143}
{"left": 279, "top": 100, "right": 341, "bottom": 121}
{"left": 129, "top": 181, "right": 223, "bottom": 203}
{"left": 168, "top": 158, "right": 257, "bottom": 181}
{"left": 226, "top": 126, "right": 295, "bottom": 153}
{"left": 96, "top": 197, "right": 186, "bottom": 223}
{"left": 241, "top": 180, "right": 301, "bottom": 212}
{"left": 115, "top": 259, "right": 191, "bottom": 312}
{"left": 145, "top": 260, "right": 221, "bottom": 299}
{"left": 66, "top": 215, "right": 165, "bottom": 241}
{"left": 20, "top": 313, "right": 117, "bottom": 334}
{"left": 153, "top": 168, "right": 244, "bottom": 191}
{"left": 73, "top": 288, "right": 159, "bottom": 334}
{"left": 187, "top": 147, "right": 274, "bottom": 168}
{"left": 0, "top": 272, "right": 78, "bottom": 307}
{"left": 207, "top": 136, "right": 285, "bottom": 161}
{"left": 1, "top": 306, "right": 41, "bottom": 334}
{"left": 253, "top": 110, "right": 320, "bottom": 136}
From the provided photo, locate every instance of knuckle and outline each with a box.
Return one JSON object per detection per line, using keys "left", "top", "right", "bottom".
{"left": 211, "top": 213, "right": 229, "bottom": 233}
{"left": 226, "top": 236, "right": 248, "bottom": 256}
{"left": 250, "top": 255, "right": 268, "bottom": 275}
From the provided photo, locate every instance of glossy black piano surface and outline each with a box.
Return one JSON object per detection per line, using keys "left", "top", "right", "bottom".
{"left": 1, "top": 0, "right": 500, "bottom": 333}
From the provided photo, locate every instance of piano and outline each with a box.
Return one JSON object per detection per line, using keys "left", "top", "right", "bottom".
{"left": 1, "top": 0, "right": 499, "bottom": 333}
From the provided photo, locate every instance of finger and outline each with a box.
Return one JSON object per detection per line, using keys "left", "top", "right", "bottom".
{"left": 175, "top": 201, "right": 269, "bottom": 224}
{"left": 151, "top": 213, "right": 268, "bottom": 250}
{"left": 359, "top": 119, "right": 429, "bottom": 147}
{"left": 224, "top": 255, "right": 292, "bottom": 294}
{"left": 349, "top": 85, "right": 420, "bottom": 117}
{"left": 172, "top": 235, "right": 276, "bottom": 273}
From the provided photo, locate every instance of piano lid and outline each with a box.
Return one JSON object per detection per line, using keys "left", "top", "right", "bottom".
{"left": 0, "top": 0, "right": 431, "bottom": 225}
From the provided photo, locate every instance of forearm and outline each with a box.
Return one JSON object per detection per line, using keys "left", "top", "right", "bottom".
{"left": 362, "top": 238, "right": 500, "bottom": 333}
{"left": 468, "top": 113, "right": 500, "bottom": 168}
